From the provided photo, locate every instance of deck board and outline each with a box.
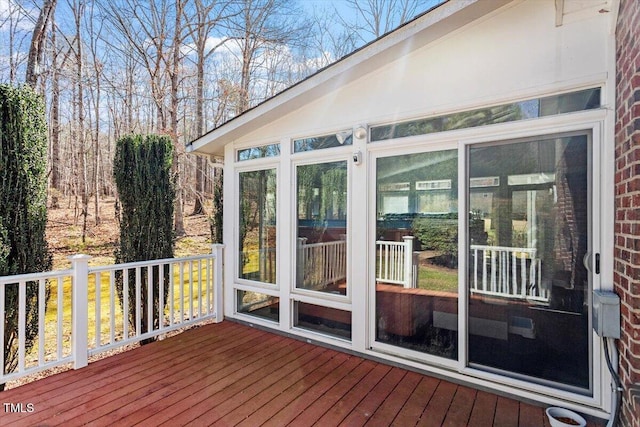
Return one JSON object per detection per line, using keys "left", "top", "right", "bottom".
{"left": 0, "top": 321, "right": 606, "bottom": 427}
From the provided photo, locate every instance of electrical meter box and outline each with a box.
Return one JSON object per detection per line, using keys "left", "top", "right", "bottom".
{"left": 592, "top": 290, "right": 620, "bottom": 339}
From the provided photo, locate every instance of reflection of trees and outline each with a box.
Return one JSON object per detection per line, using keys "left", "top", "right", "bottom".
{"left": 372, "top": 103, "right": 524, "bottom": 141}
{"left": 238, "top": 169, "right": 277, "bottom": 280}
{"left": 297, "top": 162, "right": 347, "bottom": 222}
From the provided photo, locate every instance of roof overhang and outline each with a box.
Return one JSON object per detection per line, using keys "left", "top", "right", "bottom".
{"left": 187, "top": 0, "right": 512, "bottom": 157}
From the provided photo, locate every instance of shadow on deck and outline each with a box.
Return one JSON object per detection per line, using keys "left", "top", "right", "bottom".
{"left": 0, "top": 321, "right": 605, "bottom": 426}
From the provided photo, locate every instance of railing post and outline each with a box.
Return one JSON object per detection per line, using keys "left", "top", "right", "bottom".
{"left": 212, "top": 244, "right": 225, "bottom": 322}
{"left": 296, "top": 237, "right": 307, "bottom": 287}
{"left": 402, "top": 236, "right": 414, "bottom": 288}
{"left": 70, "top": 254, "right": 91, "bottom": 370}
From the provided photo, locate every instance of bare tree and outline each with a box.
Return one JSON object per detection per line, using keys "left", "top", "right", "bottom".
{"left": 25, "top": 0, "right": 57, "bottom": 88}
{"left": 341, "top": 0, "right": 424, "bottom": 44}
{"left": 228, "top": 0, "right": 310, "bottom": 114}
{"left": 86, "top": 1, "right": 104, "bottom": 225}
{"left": 183, "top": 0, "right": 232, "bottom": 215}
{"left": 101, "top": 0, "right": 188, "bottom": 234}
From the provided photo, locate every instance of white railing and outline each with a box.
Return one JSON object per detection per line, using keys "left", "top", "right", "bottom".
{"left": 297, "top": 238, "right": 347, "bottom": 290}
{"left": 470, "top": 244, "right": 548, "bottom": 302}
{"left": 376, "top": 236, "right": 416, "bottom": 288}
{"left": 0, "top": 245, "right": 224, "bottom": 386}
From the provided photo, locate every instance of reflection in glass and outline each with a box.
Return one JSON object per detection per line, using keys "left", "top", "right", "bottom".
{"left": 370, "top": 88, "right": 600, "bottom": 142}
{"left": 294, "top": 302, "right": 351, "bottom": 340}
{"left": 238, "top": 169, "right": 277, "bottom": 283}
{"left": 237, "top": 290, "right": 279, "bottom": 322}
{"left": 296, "top": 161, "right": 348, "bottom": 295}
{"left": 468, "top": 135, "right": 590, "bottom": 391}
{"left": 375, "top": 150, "right": 458, "bottom": 359}
{"left": 293, "top": 132, "right": 353, "bottom": 153}
{"left": 237, "top": 143, "right": 280, "bottom": 161}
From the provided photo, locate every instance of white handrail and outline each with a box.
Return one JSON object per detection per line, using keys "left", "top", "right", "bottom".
{"left": 0, "top": 245, "right": 225, "bottom": 387}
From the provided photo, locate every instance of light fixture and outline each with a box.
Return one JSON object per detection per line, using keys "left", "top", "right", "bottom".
{"left": 336, "top": 130, "right": 352, "bottom": 144}
{"left": 354, "top": 125, "right": 367, "bottom": 140}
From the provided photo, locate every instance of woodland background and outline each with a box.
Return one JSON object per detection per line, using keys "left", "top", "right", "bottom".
{"left": 0, "top": 0, "right": 439, "bottom": 262}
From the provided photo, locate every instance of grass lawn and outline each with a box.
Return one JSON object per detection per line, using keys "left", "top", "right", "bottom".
{"left": 417, "top": 264, "right": 458, "bottom": 293}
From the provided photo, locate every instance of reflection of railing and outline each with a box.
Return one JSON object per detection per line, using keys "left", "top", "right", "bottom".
{"left": 297, "top": 238, "right": 347, "bottom": 290}
{"left": 470, "top": 245, "right": 547, "bottom": 302}
{"left": 376, "top": 237, "right": 416, "bottom": 288}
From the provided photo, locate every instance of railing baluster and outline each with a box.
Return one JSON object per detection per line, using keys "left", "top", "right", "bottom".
{"left": 123, "top": 268, "right": 129, "bottom": 339}
{"left": 135, "top": 267, "right": 141, "bottom": 338}
{"left": 169, "top": 262, "right": 174, "bottom": 326}
{"left": 197, "top": 259, "right": 202, "bottom": 318}
{"left": 520, "top": 254, "right": 526, "bottom": 297}
{"left": 179, "top": 262, "right": 184, "bottom": 322}
{"left": 147, "top": 266, "right": 153, "bottom": 334}
{"left": 512, "top": 251, "right": 517, "bottom": 296}
{"left": 38, "top": 278, "right": 46, "bottom": 365}
{"left": 189, "top": 261, "right": 194, "bottom": 319}
{"left": 95, "top": 272, "right": 101, "bottom": 348}
{"left": 57, "top": 277, "right": 63, "bottom": 359}
{"left": 159, "top": 263, "right": 165, "bottom": 330}
{"left": 110, "top": 270, "right": 116, "bottom": 344}
{"left": 18, "top": 281, "right": 26, "bottom": 373}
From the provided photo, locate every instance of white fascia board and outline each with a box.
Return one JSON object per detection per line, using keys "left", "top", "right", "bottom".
{"left": 188, "top": 0, "right": 511, "bottom": 156}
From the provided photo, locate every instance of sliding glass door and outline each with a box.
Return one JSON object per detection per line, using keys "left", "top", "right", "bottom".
{"left": 372, "top": 131, "right": 593, "bottom": 392}
{"left": 467, "top": 133, "right": 591, "bottom": 391}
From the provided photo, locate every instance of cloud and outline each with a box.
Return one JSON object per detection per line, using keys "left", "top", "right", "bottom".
{"left": 0, "top": 0, "right": 36, "bottom": 32}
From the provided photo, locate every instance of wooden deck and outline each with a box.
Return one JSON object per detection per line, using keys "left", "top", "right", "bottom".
{"left": 0, "top": 321, "right": 605, "bottom": 426}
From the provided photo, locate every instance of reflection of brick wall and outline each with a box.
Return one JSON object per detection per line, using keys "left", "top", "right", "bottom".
{"left": 554, "top": 140, "right": 588, "bottom": 291}
{"left": 615, "top": 1, "right": 640, "bottom": 425}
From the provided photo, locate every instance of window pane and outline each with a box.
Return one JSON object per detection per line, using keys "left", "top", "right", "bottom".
{"left": 294, "top": 302, "right": 351, "bottom": 340}
{"left": 293, "top": 132, "right": 352, "bottom": 153}
{"left": 237, "top": 144, "right": 280, "bottom": 161}
{"left": 237, "top": 290, "right": 279, "bottom": 322}
{"left": 238, "top": 169, "right": 277, "bottom": 283}
{"left": 468, "top": 134, "right": 590, "bottom": 391}
{"left": 375, "top": 150, "right": 458, "bottom": 359}
{"left": 296, "top": 161, "right": 348, "bottom": 295}
{"left": 370, "top": 88, "right": 600, "bottom": 142}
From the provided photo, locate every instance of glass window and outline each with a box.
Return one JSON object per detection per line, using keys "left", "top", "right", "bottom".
{"left": 468, "top": 134, "right": 591, "bottom": 391}
{"left": 370, "top": 88, "right": 601, "bottom": 142}
{"left": 237, "top": 143, "right": 280, "bottom": 161}
{"left": 238, "top": 169, "right": 277, "bottom": 284}
{"left": 237, "top": 290, "right": 279, "bottom": 322}
{"left": 375, "top": 150, "right": 458, "bottom": 359}
{"left": 296, "top": 161, "right": 348, "bottom": 295}
{"left": 293, "top": 131, "right": 353, "bottom": 153}
{"left": 294, "top": 302, "right": 351, "bottom": 340}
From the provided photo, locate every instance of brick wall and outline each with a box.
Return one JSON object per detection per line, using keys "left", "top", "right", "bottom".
{"left": 615, "top": 0, "right": 640, "bottom": 426}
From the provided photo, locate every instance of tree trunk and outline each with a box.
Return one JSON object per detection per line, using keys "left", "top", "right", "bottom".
{"left": 25, "top": 0, "right": 57, "bottom": 88}
{"left": 171, "top": 0, "right": 185, "bottom": 236}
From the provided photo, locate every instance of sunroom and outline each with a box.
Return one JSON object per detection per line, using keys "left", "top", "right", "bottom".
{"left": 188, "top": 0, "right": 618, "bottom": 420}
